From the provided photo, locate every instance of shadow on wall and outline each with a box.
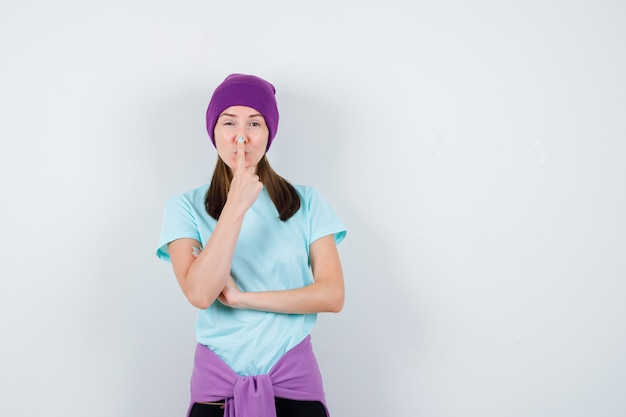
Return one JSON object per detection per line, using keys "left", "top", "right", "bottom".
{"left": 316, "top": 210, "right": 423, "bottom": 417}
{"left": 84, "top": 83, "right": 215, "bottom": 415}
{"left": 150, "top": 83, "right": 217, "bottom": 198}
{"left": 266, "top": 87, "right": 346, "bottom": 189}
{"left": 270, "top": 86, "right": 423, "bottom": 415}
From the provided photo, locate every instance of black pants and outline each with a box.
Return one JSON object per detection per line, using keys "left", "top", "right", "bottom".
{"left": 189, "top": 397, "right": 327, "bottom": 417}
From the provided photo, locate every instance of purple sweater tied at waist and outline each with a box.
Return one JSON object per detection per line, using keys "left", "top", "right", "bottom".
{"left": 187, "top": 335, "right": 329, "bottom": 417}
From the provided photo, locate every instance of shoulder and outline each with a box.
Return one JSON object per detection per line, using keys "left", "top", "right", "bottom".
{"left": 165, "top": 183, "right": 210, "bottom": 206}
{"left": 292, "top": 184, "right": 320, "bottom": 201}
{"left": 292, "top": 184, "right": 346, "bottom": 244}
{"left": 161, "top": 183, "right": 210, "bottom": 220}
{"left": 291, "top": 184, "right": 337, "bottom": 214}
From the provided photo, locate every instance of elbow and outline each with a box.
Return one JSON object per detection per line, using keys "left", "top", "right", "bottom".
{"left": 190, "top": 298, "right": 212, "bottom": 310}
{"left": 326, "top": 288, "right": 345, "bottom": 313}
{"left": 330, "top": 300, "right": 344, "bottom": 313}
{"left": 189, "top": 297, "right": 211, "bottom": 310}
{"left": 186, "top": 291, "right": 216, "bottom": 310}
{"left": 328, "top": 304, "right": 343, "bottom": 314}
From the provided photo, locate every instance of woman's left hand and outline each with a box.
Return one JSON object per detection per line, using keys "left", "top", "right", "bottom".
{"left": 217, "top": 276, "right": 245, "bottom": 309}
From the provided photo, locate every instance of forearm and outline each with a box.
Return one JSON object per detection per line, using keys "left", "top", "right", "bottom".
{"left": 177, "top": 203, "right": 246, "bottom": 309}
{"left": 230, "top": 234, "right": 345, "bottom": 314}
{"left": 237, "top": 280, "right": 344, "bottom": 314}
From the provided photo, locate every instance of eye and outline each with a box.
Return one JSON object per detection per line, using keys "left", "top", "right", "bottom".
{"left": 250, "top": 120, "right": 262, "bottom": 127}
{"left": 222, "top": 121, "right": 235, "bottom": 126}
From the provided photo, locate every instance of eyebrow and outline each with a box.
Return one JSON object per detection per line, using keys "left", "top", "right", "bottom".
{"left": 219, "top": 113, "right": 264, "bottom": 119}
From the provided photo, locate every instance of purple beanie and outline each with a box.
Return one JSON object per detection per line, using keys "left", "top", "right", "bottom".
{"left": 206, "top": 74, "right": 279, "bottom": 150}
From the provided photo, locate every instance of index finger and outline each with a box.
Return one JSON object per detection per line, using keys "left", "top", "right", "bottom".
{"left": 236, "top": 136, "right": 245, "bottom": 171}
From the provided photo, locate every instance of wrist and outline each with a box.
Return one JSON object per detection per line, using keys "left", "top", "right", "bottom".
{"left": 236, "top": 290, "right": 251, "bottom": 310}
{"left": 221, "top": 200, "right": 248, "bottom": 221}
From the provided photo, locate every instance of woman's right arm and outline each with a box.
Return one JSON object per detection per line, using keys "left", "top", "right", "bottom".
{"left": 168, "top": 139, "right": 263, "bottom": 309}
{"left": 168, "top": 206, "right": 244, "bottom": 309}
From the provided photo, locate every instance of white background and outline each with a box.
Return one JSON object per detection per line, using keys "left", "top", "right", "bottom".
{"left": 1, "top": 1, "right": 625, "bottom": 416}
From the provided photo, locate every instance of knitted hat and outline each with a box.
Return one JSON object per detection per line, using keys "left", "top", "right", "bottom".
{"left": 205, "top": 73, "right": 279, "bottom": 150}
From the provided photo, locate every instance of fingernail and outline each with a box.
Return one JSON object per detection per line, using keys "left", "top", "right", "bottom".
{"left": 237, "top": 136, "right": 243, "bottom": 144}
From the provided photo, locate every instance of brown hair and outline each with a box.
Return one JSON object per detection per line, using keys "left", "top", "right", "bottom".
{"left": 204, "top": 155, "right": 300, "bottom": 221}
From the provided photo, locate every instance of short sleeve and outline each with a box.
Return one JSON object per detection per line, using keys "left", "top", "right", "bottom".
{"left": 156, "top": 195, "right": 202, "bottom": 262}
{"left": 306, "top": 187, "right": 347, "bottom": 245}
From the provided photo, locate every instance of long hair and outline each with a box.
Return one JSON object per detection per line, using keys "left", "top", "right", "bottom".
{"left": 204, "top": 155, "right": 300, "bottom": 221}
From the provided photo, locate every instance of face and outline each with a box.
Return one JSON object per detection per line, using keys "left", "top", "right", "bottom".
{"left": 214, "top": 105, "right": 269, "bottom": 173}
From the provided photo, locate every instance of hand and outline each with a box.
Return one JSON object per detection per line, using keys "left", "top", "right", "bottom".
{"left": 217, "top": 276, "right": 244, "bottom": 309}
{"left": 227, "top": 137, "right": 263, "bottom": 213}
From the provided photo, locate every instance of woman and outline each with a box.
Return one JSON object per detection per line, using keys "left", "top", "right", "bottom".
{"left": 156, "top": 73, "right": 346, "bottom": 417}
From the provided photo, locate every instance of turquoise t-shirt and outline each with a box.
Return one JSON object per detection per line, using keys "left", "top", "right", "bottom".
{"left": 156, "top": 184, "right": 346, "bottom": 375}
